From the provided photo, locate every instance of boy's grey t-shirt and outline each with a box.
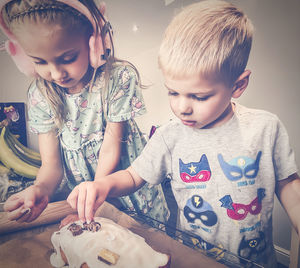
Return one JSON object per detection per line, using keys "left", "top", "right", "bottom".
{"left": 132, "top": 102, "right": 298, "bottom": 267}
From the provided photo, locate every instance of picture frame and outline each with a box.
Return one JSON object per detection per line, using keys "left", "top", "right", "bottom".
{"left": 0, "top": 102, "right": 27, "bottom": 146}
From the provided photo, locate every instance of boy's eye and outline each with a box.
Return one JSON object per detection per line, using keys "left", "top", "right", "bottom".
{"left": 192, "top": 95, "right": 209, "bottom": 101}
{"left": 168, "top": 91, "right": 178, "bottom": 96}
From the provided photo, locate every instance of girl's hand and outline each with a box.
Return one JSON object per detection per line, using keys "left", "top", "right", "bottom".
{"left": 4, "top": 184, "right": 49, "bottom": 223}
{"left": 67, "top": 180, "right": 110, "bottom": 223}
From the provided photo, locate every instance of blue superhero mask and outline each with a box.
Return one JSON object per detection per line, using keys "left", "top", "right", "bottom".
{"left": 218, "top": 151, "right": 262, "bottom": 181}
{"left": 184, "top": 195, "right": 217, "bottom": 227}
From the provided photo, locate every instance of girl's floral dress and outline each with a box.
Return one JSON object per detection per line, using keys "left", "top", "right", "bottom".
{"left": 28, "top": 65, "right": 170, "bottom": 224}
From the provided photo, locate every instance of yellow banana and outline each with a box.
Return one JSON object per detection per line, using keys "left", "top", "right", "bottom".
{"left": 5, "top": 127, "right": 41, "bottom": 162}
{"left": 0, "top": 161, "right": 18, "bottom": 177}
{"left": 0, "top": 127, "right": 38, "bottom": 179}
{"left": 0, "top": 161, "right": 10, "bottom": 176}
{"left": 4, "top": 128, "right": 41, "bottom": 168}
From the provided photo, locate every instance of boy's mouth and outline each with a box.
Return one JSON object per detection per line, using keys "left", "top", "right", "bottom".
{"left": 181, "top": 120, "right": 197, "bottom": 127}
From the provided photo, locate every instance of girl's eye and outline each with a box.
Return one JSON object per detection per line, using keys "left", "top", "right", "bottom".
{"left": 33, "top": 54, "right": 78, "bottom": 65}
{"left": 34, "top": 60, "right": 47, "bottom": 65}
{"left": 60, "top": 54, "right": 78, "bottom": 64}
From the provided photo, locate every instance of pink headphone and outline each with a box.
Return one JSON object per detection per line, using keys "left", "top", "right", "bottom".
{"left": 0, "top": 0, "right": 110, "bottom": 77}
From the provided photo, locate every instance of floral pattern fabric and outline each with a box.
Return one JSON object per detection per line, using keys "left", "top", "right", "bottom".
{"left": 28, "top": 65, "right": 170, "bottom": 224}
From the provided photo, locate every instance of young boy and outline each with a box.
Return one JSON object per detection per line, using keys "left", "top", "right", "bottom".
{"left": 68, "top": 1, "right": 300, "bottom": 266}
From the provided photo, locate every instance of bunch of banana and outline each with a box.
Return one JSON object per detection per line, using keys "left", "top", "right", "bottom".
{"left": 0, "top": 126, "right": 41, "bottom": 179}
{"left": 0, "top": 161, "right": 11, "bottom": 176}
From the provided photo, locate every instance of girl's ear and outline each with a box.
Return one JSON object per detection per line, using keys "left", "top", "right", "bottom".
{"left": 231, "top": 70, "right": 251, "bottom": 98}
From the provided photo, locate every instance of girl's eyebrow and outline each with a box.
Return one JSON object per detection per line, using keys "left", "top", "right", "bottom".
{"left": 28, "top": 55, "right": 44, "bottom": 60}
{"left": 28, "top": 49, "right": 79, "bottom": 61}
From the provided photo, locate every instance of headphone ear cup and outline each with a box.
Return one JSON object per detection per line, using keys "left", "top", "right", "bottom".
{"left": 89, "top": 34, "right": 105, "bottom": 68}
{"left": 5, "top": 40, "right": 37, "bottom": 77}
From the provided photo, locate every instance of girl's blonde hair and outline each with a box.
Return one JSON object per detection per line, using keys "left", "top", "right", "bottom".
{"left": 158, "top": 0, "right": 253, "bottom": 87}
{"left": 2, "top": 0, "right": 142, "bottom": 131}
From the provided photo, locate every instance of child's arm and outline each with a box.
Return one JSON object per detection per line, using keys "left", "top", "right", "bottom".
{"left": 4, "top": 131, "right": 64, "bottom": 222}
{"left": 67, "top": 166, "right": 145, "bottom": 222}
{"left": 276, "top": 172, "right": 300, "bottom": 236}
{"left": 35, "top": 131, "right": 64, "bottom": 196}
{"left": 61, "top": 121, "right": 125, "bottom": 226}
{"left": 94, "top": 121, "right": 125, "bottom": 178}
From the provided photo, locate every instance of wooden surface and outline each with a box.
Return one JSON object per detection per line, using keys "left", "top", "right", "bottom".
{"left": 0, "top": 224, "right": 58, "bottom": 268}
{"left": 0, "top": 200, "right": 75, "bottom": 235}
{"left": 0, "top": 201, "right": 227, "bottom": 268}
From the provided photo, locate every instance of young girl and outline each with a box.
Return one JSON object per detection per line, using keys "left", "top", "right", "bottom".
{"left": 1, "top": 0, "right": 169, "bottom": 224}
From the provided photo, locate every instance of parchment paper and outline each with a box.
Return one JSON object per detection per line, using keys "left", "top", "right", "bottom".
{"left": 0, "top": 201, "right": 226, "bottom": 268}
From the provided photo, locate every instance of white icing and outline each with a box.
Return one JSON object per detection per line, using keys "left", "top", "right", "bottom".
{"left": 50, "top": 217, "right": 169, "bottom": 268}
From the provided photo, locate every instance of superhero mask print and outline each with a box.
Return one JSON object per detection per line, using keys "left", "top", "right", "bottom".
{"left": 220, "top": 188, "right": 265, "bottom": 221}
{"left": 218, "top": 151, "right": 262, "bottom": 181}
{"left": 184, "top": 195, "right": 217, "bottom": 227}
{"left": 179, "top": 154, "right": 211, "bottom": 183}
{"left": 238, "top": 231, "right": 266, "bottom": 264}
{"left": 191, "top": 236, "right": 225, "bottom": 260}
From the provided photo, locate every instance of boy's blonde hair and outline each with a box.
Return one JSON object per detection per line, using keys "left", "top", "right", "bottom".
{"left": 158, "top": 0, "right": 253, "bottom": 87}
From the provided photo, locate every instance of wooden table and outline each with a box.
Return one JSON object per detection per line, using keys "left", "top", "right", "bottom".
{"left": 0, "top": 201, "right": 227, "bottom": 268}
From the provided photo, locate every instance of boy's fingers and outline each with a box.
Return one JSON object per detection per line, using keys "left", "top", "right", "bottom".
{"left": 67, "top": 187, "right": 79, "bottom": 210}
{"left": 85, "top": 186, "right": 97, "bottom": 223}
{"left": 77, "top": 186, "right": 87, "bottom": 223}
{"left": 59, "top": 213, "right": 79, "bottom": 229}
{"left": 94, "top": 195, "right": 105, "bottom": 214}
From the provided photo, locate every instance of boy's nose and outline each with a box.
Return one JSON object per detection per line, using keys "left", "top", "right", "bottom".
{"left": 178, "top": 98, "right": 192, "bottom": 115}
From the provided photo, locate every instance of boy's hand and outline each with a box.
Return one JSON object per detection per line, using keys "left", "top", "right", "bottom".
{"left": 67, "top": 180, "right": 110, "bottom": 223}
{"left": 4, "top": 185, "right": 49, "bottom": 222}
